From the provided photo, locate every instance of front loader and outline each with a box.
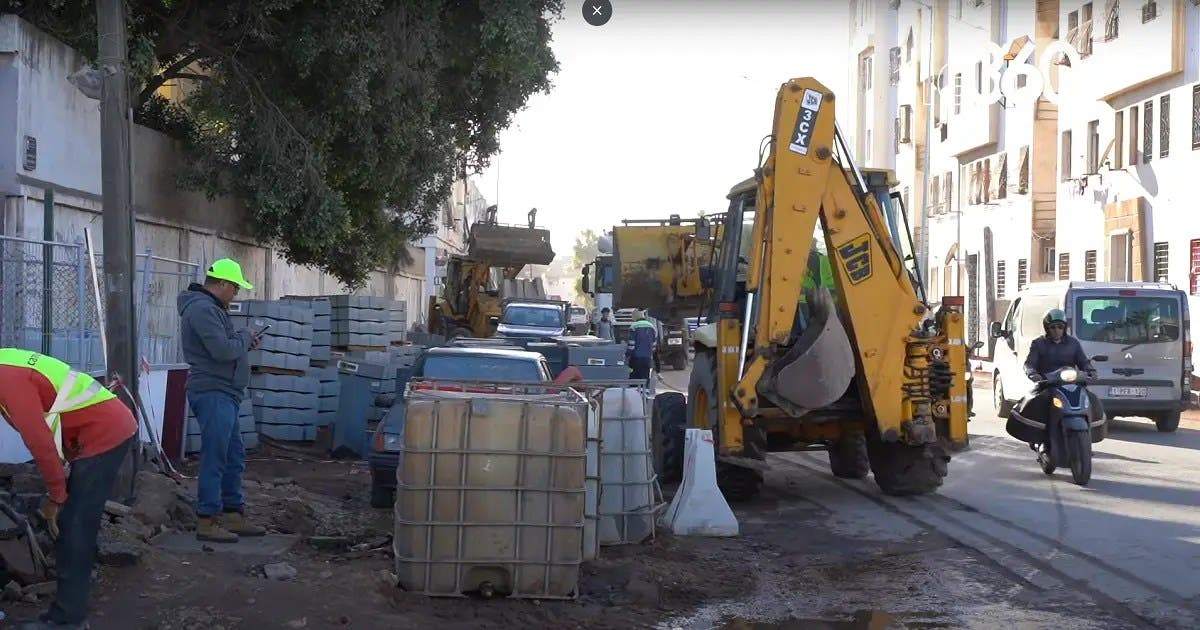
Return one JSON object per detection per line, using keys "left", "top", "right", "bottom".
{"left": 638, "top": 78, "right": 970, "bottom": 501}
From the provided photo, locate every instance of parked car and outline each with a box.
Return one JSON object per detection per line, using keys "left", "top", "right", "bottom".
{"left": 990, "top": 281, "right": 1192, "bottom": 432}
{"left": 367, "top": 345, "right": 556, "bottom": 507}
{"left": 568, "top": 305, "right": 590, "bottom": 335}
{"left": 493, "top": 298, "right": 570, "bottom": 339}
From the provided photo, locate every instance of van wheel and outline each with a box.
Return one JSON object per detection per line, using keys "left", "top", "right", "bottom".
{"left": 993, "top": 375, "right": 1013, "bottom": 419}
{"left": 1154, "top": 411, "right": 1181, "bottom": 433}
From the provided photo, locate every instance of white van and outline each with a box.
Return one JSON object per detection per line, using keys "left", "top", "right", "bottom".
{"left": 989, "top": 281, "right": 1192, "bottom": 432}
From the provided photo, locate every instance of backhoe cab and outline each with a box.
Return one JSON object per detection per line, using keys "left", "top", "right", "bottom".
{"left": 653, "top": 77, "right": 969, "bottom": 500}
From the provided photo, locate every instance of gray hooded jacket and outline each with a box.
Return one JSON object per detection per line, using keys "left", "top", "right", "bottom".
{"left": 178, "top": 283, "right": 253, "bottom": 400}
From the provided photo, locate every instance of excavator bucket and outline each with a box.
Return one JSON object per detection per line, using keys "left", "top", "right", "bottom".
{"left": 467, "top": 207, "right": 556, "bottom": 267}
{"left": 761, "top": 286, "right": 857, "bottom": 412}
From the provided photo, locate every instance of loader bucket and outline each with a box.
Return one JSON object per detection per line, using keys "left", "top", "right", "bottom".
{"left": 468, "top": 222, "right": 556, "bottom": 267}
{"left": 761, "top": 286, "right": 856, "bottom": 412}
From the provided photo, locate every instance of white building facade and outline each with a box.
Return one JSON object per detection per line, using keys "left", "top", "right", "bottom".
{"left": 843, "top": 0, "right": 1200, "bottom": 359}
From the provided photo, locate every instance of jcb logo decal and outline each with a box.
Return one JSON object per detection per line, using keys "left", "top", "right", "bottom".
{"left": 836, "top": 234, "right": 872, "bottom": 285}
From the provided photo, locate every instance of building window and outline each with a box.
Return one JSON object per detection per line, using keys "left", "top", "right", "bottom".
{"left": 954, "top": 73, "right": 962, "bottom": 115}
{"left": 1068, "top": 11, "right": 1079, "bottom": 41}
{"left": 1061, "top": 130, "right": 1073, "bottom": 181}
{"left": 1160, "top": 94, "right": 1170, "bottom": 158}
{"left": 894, "top": 117, "right": 901, "bottom": 154}
{"left": 862, "top": 55, "right": 874, "bottom": 90}
{"left": 930, "top": 174, "right": 941, "bottom": 215}
{"left": 1142, "top": 0, "right": 1158, "bottom": 23}
{"left": 1143, "top": 100, "right": 1153, "bottom": 163}
{"left": 902, "top": 187, "right": 910, "bottom": 216}
{"left": 996, "top": 152, "right": 1008, "bottom": 199}
{"left": 866, "top": 130, "right": 873, "bottom": 160}
{"left": 1080, "top": 3, "right": 1093, "bottom": 56}
{"left": 1190, "top": 239, "right": 1200, "bottom": 295}
{"left": 1153, "top": 241, "right": 1169, "bottom": 282}
{"left": 1087, "top": 120, "right": 1100, "bottom": 173}
{"left": 997, "top": 261, "right": 1007, "bottom": 298}
{"left": 1109, "top": 232, "right": 1133, "bottom": 281}
{"left": 905, "top": 28, "right": 914, "bottom": 62}
{"left": 889, "top": 47, "right": 901, "bottom": 85}
{"left": 1058, "top": 252, "right": 1071, "bottom": 280}
{"left": 1018, "top": 145, "right": 1030, "bottom": 193}
{"left": 1114, "top": 110, "right": 1124, "bottom": 168}
{"left": 1084, "top": 250, "right": 1098, "bottom": 281}
{"left": 1018, "top": 259, "right": 1028, "bottom": 291}
{"left": 1192, "top": 84, "right": 1200, "bottom": 150}
{"left": 899, "top": 105, "right": 913, "bottom": 143}
{"left": 1043, "top": 247, "right": 1057, "bottom": 274}
{"left": 1104, "top": 0, "right": 1120, "bottom": 41}
{"left": 1129, "top": 106, "right": 1140, "bottom": 164}
{"left": 975, "top": 61, "right": 983, "bottom": 96}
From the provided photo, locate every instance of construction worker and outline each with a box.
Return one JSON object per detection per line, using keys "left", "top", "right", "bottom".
{"left": 798, "top": 241, "right": 836, "bottom": 330}
{"left": 178, "top": 258, "right": 266, "bottom": 543}
{"left": 0, "top": 348, "right": 137, "bottom": 630}
{"left": 628, "top": 310, "right": 657, "bottom": 383}
{"left": 595, "top": 307, "right": 615, "bottom": 341}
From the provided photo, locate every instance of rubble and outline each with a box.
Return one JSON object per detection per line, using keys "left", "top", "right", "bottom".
{"left": 263, "top": 562, "right": 297, "bottom": 581}
{"left": 131, "top": 470, "right": 184, "bottom": 527}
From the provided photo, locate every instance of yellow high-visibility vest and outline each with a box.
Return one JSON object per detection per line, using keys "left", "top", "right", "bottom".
{"left": 0, "top": 348, "right": 116, "bottom": 460}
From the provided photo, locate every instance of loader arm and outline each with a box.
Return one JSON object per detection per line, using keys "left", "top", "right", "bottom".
{"left": 733, "top": 77, "right": 968, "bottom": 448}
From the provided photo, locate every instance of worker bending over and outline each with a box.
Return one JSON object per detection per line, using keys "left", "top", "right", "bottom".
{"left": 0, "top": 348, "right": 137, "bottom": 630}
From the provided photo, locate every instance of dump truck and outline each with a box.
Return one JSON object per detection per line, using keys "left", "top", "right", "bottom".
{"left": 427, "top": 206, "right": 556, "bottom": 338}
{"left": 613, "top": 78, "right": 968, "bottom": 501}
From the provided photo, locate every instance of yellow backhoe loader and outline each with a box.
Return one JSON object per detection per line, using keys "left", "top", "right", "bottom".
{"left": 427, "top": 206, "right": 555, "bottom": 338}
{"left": 634, "top": 77, "right": 969, "bottom": 501}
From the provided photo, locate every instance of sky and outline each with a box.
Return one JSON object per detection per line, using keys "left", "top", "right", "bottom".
{"left": 474, "top": 0, "right": 851, "bottom": 259}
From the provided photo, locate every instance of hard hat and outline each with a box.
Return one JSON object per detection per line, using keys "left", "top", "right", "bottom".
{"left": 207, "top": 258, "right": 254, "bottom": 290}
{"left": 1042, "top": 308, "right": 1067, "bottom": 330}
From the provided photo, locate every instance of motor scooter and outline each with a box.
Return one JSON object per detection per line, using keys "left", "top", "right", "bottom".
{"left": 1006, "top": 366, "right": 1106, "bottom": 486}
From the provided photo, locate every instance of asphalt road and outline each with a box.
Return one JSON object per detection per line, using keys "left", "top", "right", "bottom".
{"left": 654, "top": 367, "right": 1200, "bottom": 628}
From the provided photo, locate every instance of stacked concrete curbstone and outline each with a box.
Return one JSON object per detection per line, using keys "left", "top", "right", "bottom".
{"left": 248, "top": 373, "right": 320, "bottom": 441}
{"left": 330, "top": 295, "right": 390, "bottom": 349}
{"left": 388, "top": 300, "right": 408, "bottom": 345}
{"left": 184, "top": 395, "right": 257, "bottom": 454}
{"left": 228, "top": 300, "right": 314, "bottom": 374}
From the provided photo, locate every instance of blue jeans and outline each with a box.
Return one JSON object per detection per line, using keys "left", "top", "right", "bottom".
{"left": 46, "top": 436, "right": 133, "bottom": 625}
{"left": 188, "top": 391, "right": 246, "bottom": 517}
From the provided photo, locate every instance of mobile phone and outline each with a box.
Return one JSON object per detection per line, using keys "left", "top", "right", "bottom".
{"left": 255, "top": 324, "right": 272, "bottom": 337}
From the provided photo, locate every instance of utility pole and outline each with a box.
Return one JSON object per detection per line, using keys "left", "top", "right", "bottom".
{"left": 97, "top": 0, "right": 139, "bottom": 501}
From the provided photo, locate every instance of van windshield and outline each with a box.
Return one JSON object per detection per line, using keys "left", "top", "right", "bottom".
{"left": 1074, "top": 296, "right": 1181, "bottom": 344}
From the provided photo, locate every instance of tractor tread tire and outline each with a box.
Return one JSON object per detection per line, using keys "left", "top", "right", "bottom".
{"left": 653, "top": 392, "right": 687, "bottom": 484}
{"left": 716, "top": 463, "right": 763, "bottom": 503}
{"left": 828, "top": 435, "right": 871, "bottom": 479}
{"left": 867, "top": 441, "right": 949, "bottom": 496}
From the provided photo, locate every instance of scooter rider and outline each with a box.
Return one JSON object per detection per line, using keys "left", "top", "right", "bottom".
{"left": 1024, "top": 309, "right": 1098, "bottom": 385}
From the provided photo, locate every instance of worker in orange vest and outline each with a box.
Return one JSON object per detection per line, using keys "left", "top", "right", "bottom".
{"left": 0, "top": 348, "right": 137, "bottom": 630}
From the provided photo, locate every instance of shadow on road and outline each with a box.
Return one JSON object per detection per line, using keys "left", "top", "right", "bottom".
{"left": 1082, "top": 476, "right": 1200, "bottom": 510}
{"left": 1103, "top": 418, "right": 1200, "bottom": 452}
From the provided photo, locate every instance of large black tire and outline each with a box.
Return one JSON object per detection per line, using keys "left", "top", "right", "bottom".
{"left": 866, "top": 440, "right": 949, "bottom": 496}
{"left": 1038, "top": 444, "right": 1056, "bottom": 475}
{"left": 993, "top": 375, "right": 1013, "bottom": 419}
{"left": 653, "top": 392, "right": 687, "bottom": 484}
{"left": 1154, "top": 411, "right": 1181, "bottom": 433}
{"left": 828, "top": 435, "right": 871, "bottom": 479}
{"left": 716, "top": 465, "right": 763, "bottom": 503}
{"left": 670, "top": 352, "right": 688, "bottom": 371}
{"left": 1067, "top": 430, "right": 1092, "bottom": 486}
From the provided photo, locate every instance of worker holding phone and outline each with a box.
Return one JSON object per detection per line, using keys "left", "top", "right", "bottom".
{"left": 177, "top": 258, "right": 267, "bottom": 543}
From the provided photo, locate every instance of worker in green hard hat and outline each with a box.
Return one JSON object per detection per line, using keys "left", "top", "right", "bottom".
{"left": 178, "top": 258, "right": 267, "bottom": 543}
{"left": 797, "top": 240, "right": 836, "bottom": 331}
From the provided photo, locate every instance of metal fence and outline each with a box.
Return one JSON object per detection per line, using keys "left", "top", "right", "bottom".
{"left": 0, "top": 234, "right": 202, "bottom": 372}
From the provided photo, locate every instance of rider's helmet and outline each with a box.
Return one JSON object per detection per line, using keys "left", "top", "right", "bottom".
{"left": 1042, "top": 308, "right": 1068, "bottom": 332}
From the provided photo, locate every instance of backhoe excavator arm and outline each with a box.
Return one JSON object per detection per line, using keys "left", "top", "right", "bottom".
{"left": 733, "top": 77, "right": 968, "bottom": 448}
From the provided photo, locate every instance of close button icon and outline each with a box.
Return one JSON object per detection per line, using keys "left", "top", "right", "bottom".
{"left": 583, "top": 0, "right": 613, "bottom": 27}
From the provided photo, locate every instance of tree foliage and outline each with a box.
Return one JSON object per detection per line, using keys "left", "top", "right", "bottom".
{"left": 570, "top": 228, "right": 599, "bottom": 304}
{"left": 3, "top": 0, "right": 563, "bottom": 287}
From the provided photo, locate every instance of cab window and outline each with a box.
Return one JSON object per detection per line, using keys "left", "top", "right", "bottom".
{"left": 1074, "top": 296, "right": 1181, "bottom": 344}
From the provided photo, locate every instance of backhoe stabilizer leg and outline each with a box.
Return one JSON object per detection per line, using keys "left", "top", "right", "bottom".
{"left": 760, "top": 286, "right": 856, "bottom": 412}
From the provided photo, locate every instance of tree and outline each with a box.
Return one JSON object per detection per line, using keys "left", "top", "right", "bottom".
{"left": 569, "top": 228, "right": 600, "bottom": 307}
{"left": 3, "top": 0, "right": 563, "bottom": 287}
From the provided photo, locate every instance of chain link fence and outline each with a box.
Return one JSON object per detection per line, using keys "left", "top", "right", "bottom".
{"left": 0, "top": 234, "right": 202, "bottom": 372}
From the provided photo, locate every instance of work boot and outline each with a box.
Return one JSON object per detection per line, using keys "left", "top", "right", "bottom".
{"left": 220, "top": 510, "right": 267, "bottom": 537}
{"left": 196, "top": 516, "right": 238, "bottom": 543}
{"left": 16, "top": 615, "right": 90, "bottom": 629}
